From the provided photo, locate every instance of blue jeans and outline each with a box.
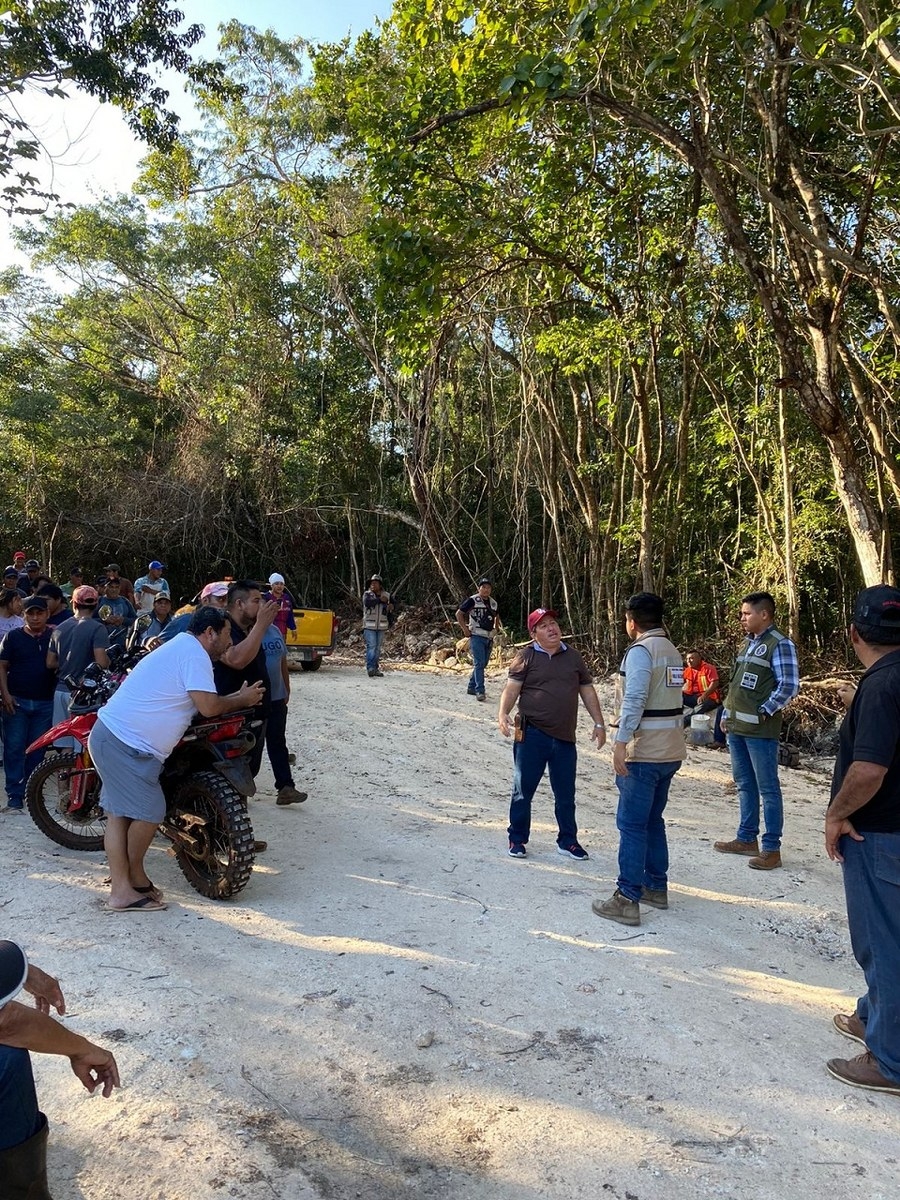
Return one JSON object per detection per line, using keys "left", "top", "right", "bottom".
{"left": 1, "top": 697, "right": 53, "bottom": 806}
{"left": 508, "top": 724, "right": 578, "bottom": 845}
{"left": 729, "top": 733, "right": 783, "bottom": 851}
{"left": 467, "top": 635, "right": 491, "bottom": 694}
{"left": 842, "top": 831, "right": 900, "bottom": 1083}
{"left": 364, "top": 628, "right": 384, "bottom": 673}
{"left": 0, "top": 1045, "right": 40, "bottom": 1150}
{"left": 615, "top": 759, "right": 681, "bottom": 900}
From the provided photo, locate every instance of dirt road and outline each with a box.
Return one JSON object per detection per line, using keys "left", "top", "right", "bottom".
{"left": 4, "top": 661, "right": 896, "bottom": 1199}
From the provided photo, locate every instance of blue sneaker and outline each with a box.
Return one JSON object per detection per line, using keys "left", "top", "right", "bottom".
{"left": 508, "top": 842, "right": 527, "bottom": 859}
{"left": 557, "top": 842, "right": 589, "bottom": 861}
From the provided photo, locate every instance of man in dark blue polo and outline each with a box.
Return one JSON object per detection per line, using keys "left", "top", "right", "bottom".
{"left": 0, "top": 598, "right": 55, "bottom": 811}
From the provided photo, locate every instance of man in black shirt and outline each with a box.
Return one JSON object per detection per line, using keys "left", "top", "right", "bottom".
{"left": 213, "top": 581, "right": 277, "bottom": 779}
{"left": 826, "top": 585, "right": 900, "bottom": 1096}
{"left": 0, "top": 598, "right": 55, "bottom": 811}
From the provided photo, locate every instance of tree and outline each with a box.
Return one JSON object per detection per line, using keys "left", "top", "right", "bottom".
{"left": 0, "top": 0, "right": 230, "bottom": 211}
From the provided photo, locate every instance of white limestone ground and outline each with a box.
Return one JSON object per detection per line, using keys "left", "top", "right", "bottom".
{"left": 4, "top": 659, "right": 897, "bottom": 1200}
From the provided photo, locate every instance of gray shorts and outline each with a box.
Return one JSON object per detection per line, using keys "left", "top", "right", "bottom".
{"left": 88, "top": 719, "right": 166, "bottom": 824}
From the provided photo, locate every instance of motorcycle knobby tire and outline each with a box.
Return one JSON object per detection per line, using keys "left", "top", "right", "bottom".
{"left": 167, "top": 769, "right": 255, "bottom": 899}
{"left": 25, "top": 751, "right": 106, "bottom": 851}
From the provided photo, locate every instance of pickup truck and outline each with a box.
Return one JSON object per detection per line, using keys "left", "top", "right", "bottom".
{"left": 285, "top": 607, "right": 339, "bottom": 671}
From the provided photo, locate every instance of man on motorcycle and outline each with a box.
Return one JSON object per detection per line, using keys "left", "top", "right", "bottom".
{"left": 88, "top": 607, "right": 265, "bottom": 913}
{"left": 46, "top": 585, "right": 110, "bottom": 748}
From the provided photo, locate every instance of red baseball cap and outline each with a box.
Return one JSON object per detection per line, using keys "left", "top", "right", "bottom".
{"left": 13, "top": 551, "right": 25, "bottom": 561}
{"left": 527, "top": 608, "right": 558, "bottom": 633}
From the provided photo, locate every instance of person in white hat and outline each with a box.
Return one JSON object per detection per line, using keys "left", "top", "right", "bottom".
{"left": 263, "top": 573, "right": 296, "bottom": 638}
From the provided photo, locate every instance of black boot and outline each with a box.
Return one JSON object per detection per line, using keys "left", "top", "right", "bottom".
{"left": 0, "top": 1113, "right": 53, "bottom": 1198}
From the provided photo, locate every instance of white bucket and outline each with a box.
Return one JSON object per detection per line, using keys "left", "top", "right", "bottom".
{"left": 689, "top": 712, "right": 713, "bottom": 746}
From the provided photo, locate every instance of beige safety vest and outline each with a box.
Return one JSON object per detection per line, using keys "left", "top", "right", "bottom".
{"left": 616, "top": 629, "right": 687, "bottom": 763}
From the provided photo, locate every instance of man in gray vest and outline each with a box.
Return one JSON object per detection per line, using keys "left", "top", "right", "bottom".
{"left": 715, "top": 591, "right": 799, "bottom": 869}
{"left": 592, "top": 592, "right": 685, "bottom": 927}
{"left": 456, "top": 577, "right": 501, "bottom": 701}
{"left": 362, "top": 575, "right": 393, "bottom": 678}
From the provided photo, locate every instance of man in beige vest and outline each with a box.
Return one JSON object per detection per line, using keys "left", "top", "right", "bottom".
{"left": 593, "top": 592, "right": 686, "bottom": 927}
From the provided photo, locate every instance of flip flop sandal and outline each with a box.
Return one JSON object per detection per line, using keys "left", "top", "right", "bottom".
{"left": 106, "top": 896, "right": 167, "bottom": 913}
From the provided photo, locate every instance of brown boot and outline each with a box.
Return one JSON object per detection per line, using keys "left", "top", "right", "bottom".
{"left": 640, "top": 887, "right": 668, "bottom": 909}
{"left": 276, "top": 786, "right": 307, "bottom": 806}
{"left": 748, "top": 850, "right": 782, "bottom": 870}
{"left": 591, "top": 890, "right": 640, "bottom": 927}
{"left": 833, "top": 1012, "right": 867, "bottom": 1046}
{"left": 714, "top": 838, "right": 759, "bottom": 855}
{"left": 826, "top": 1051, "right": 900, "bottom": 1095}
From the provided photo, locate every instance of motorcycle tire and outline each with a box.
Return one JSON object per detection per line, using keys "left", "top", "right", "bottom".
{"left": 299, "top": 658, "right": 322, "bottom": 672}
{"left": 166, "top": 770, "right": 255, "bottom": 900}
{"left": 25, "top": 752, "right": 106, "bottom": 851}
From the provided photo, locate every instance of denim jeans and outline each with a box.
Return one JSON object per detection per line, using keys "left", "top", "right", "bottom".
{"left": 508, "top": 724, "right": 578, "bottom": 845}
{"left": 467, "top": 635, "right": 492, "bottom": 695}
{"left": 1, "top": 697, "right": 53, "bottom": 806}
{"left": 265, "top": 699, "right": 294, "bottom": 789}
{"left": 364, "top": 628, "right": 384, "bottom": 673}
{"left": 842, "top": 831, "right": 900, "bottom": 1083}
{"left": 0, "top": 1045, "right": 40, "bottom": 1150}
{"left": 729, "top": 733, "right": 783, "bottom": 851}
{"left": 615, "top": 759, "right": 681, "bottom": 901}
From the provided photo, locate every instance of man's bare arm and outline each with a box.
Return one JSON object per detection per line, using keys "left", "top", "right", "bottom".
{"left": 497, "top": 679, "right": 523, "bottom": 737}
{"left": 219, "top": 601, "right": 278, "bottom": 670}
{"left": 189, "top": 681, "right": 265, "bottom": 717}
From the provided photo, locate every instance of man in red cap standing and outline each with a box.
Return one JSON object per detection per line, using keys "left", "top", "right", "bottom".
{"left": 497, "top": 608, "right": 606, "bottom": 860}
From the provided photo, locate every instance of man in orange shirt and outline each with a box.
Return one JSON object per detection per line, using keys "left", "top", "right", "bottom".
{"left": 683, "top": 650, "right": 725, "bottom": 744}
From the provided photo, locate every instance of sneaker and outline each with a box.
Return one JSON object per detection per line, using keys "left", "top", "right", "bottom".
{"left": 592, "top": 890, "right": 640, "bottom": 927}
{"left": 2, "top": 803, "right": 23, "bottom": 815}
{"left": 476, "top": 693, "right": 486, "bottom": 702}
{"left": 833, "top": 1012, "right": 867, "bottom": 1046}
{"left": 714, "top": 837, "right": 759, "bottom": 855}
{"left": 748, "top": 850, "right": 782, "bottom": 870}
{"left": 557, "top": 842, "right": 589, "bottom": 861}
{"left": 508, "top": 842, "right": 527, "bottom": 859}
{"left": 826, "top": 1051, "right": 900, "bottom": 1095}
{"left": 372, "top": 670, "right": 384, "bottom": 678}
{"left": 276, "top": 786, "right": 307, "bottom": 806}
{"left": 640, "top": 887, "right": 668, "bottom": 909}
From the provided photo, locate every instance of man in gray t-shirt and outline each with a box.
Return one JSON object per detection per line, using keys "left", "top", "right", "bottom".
{"left": 260, "top": 625, "right": 306, "bottom": 806}
{"left": 46, "top": 587, "right": 110, "bottom": 741}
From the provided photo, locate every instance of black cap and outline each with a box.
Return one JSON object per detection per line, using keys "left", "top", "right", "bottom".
{"left": 368, "top": 574, "right": 383, "bottom": 584}
{"left": 853, "top": 585, "right": 900, "bottom": 628}
{"left": 24, "top": 559, "right": 39, "bottom": 570}
{"left": 69, "top": 566, "right": 84, "bottom": 575}
{"left": 0, "top": 939, "right": 28, "bottom": 1007}
{"left": 477, "top": 577, "right": 491, "bottom": 586}
{"left": 3, "top": 566, "right": 18, "bottom": 578}
{"left": 23, "top": 596, "right": 48, "bottom": 612}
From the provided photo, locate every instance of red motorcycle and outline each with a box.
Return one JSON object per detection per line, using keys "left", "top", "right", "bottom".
{"left": 25, "top": 662, "right": 264, "bottom": 899}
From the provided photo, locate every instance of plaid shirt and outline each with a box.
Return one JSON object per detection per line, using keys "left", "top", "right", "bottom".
{"left": 755, "top": 626, "right": 799, "bottom": 716}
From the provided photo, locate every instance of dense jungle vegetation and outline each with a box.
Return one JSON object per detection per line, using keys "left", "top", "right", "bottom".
{"left": 2, "top": 1, "right": 900, "bottom": 661}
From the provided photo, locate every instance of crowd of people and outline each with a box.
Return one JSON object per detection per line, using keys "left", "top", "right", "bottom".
{"left": 3, "top": 558, "right": 899, "bottom": 1195}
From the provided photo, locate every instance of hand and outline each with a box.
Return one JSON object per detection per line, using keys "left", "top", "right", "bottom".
{"left": 255, "top": 599, "right": 278, "bottom": 630}
{"left": 591, "top": 724, "right": 606, "bottom": 748}
{"left": 612, "top": 741, "right": 629, "bottom": 777}
{"left": 69, "top": 1044, "right": 120, "bottom": 1098}
{"left": 1, "top": 694, "right": 16, "bottom": 714}
{"left": 240, "top": 681, "right": 266, "bottom": 707}
{"left": 826, "top": 814, "right": 864, "bottom": 862}
{"left": 836, "top": 683, "right": 857, "bottom": 708}
{"left": 145, "top": 636, "right": 163, "bottom": 651}
{"left": 108, "top": 614, "right": 124, "bottom": 627}
{"left": 24, "top": 965, "right": 65, "bottom": 1016}
{"left": 719, "top": 716, "right": 728, "bottom": 734}
{"left": 498, "top": 712, "right": 512, "bottom": 738}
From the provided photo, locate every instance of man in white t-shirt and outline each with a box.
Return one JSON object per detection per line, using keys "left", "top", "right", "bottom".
{"left": 88, "top": 606, "right": 264, "bottom": 913}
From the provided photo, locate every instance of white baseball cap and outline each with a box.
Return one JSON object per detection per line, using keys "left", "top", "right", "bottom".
{"left": 268, "top": 573, "right": 285, "bottom": 585}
